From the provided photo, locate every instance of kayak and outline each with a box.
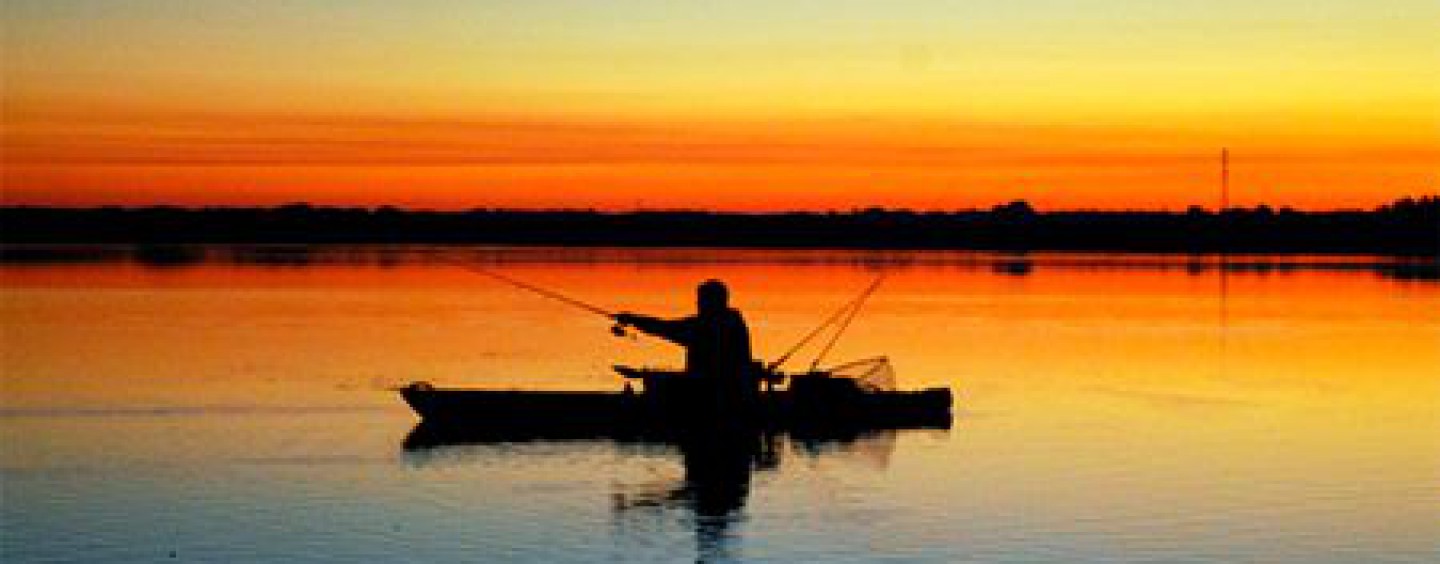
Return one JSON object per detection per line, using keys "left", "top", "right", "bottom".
{"left": 398, "top": 372, "right": 952, "bottom": 432}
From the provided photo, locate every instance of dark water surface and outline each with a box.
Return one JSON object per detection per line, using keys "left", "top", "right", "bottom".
{"left": 2, "top": 247, "right": 1436, "bottom": 563}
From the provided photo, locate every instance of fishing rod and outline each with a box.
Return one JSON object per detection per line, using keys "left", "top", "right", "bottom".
{"left": 453, "top": 256, "right": 886, "bottom": 360}
{"left": 449, "top": 259, "right": 615, "bottom": 318}
{"left": 767, "top": 274, "right": 886, "bottom": 372}
{"left": 808, "top": 274, "right": 885, "bottom": 371}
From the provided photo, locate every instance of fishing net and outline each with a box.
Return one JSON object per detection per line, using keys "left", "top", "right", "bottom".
{"left": 823, "top": 356, "right": 896, "bottom": 392}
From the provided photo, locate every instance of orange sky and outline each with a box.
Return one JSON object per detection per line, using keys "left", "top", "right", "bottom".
{"left": 3, "top": 1, "right": 1436, "bottom": 210}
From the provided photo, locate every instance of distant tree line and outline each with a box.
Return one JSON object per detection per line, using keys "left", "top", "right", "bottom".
{"left": 1, "top": 196, "right": 1436, "bottom": 254}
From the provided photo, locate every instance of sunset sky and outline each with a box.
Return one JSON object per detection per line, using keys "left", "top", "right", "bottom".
{"left": 3, "top": 0, "right": 1436, "bottom": 210}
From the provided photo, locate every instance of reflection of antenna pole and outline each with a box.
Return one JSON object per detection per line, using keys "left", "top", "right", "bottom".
{"left": 1220, "top": 148, "right": 1229, "bottom": 211}
{"left": 1219, "top": 254, "right": 1229, "bottom": 333}
{"left": 1218, "top": 148, "right": 1230, "bottom": 351}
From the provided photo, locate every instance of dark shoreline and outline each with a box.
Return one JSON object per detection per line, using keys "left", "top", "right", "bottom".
{"left": 3, "top": 198, "right": 1436, "bottom": 255}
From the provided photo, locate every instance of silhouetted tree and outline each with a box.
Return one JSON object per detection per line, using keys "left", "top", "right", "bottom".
{"left": 992, "top": 200, "right": 1035, "bottom": 216}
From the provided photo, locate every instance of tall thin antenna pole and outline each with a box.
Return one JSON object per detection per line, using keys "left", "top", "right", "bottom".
{"left": 1220, "top": 148, "right": 1229, "bottom": 211}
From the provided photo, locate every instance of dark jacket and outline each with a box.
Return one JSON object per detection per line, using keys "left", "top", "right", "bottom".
{"left": 622, "top": 308, "right": 754, "bottom": 389}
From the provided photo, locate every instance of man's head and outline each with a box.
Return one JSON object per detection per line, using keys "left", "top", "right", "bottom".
{"left": 697, "top": 279, "right": 729, "bottom": 314}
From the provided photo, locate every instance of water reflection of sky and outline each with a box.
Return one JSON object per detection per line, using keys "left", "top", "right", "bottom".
{"left": 2, "top": 247, "right": 1436, "bottom": 562}
{"left": 402, "top": 424, "right": 920, "bottom": 564}
{"left": 3, "top": 245, "right": 1437, "bottom": 283}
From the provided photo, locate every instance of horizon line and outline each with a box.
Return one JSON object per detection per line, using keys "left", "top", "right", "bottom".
{"left": 4, "top": 195, "right": 1436, "bottom": 215}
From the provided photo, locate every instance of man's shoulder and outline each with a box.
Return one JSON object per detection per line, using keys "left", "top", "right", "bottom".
{"left": 724, "top": 307, "right": 748, "bottom": 323}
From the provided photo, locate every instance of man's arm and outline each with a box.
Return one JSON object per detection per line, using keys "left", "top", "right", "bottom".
{"left": 613, "top": 313, "right": 694, "bottom": 346}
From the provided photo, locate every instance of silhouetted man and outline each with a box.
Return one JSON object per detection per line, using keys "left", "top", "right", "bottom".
{"left": 613, "top": 280, "right": 756, "bottom": 408}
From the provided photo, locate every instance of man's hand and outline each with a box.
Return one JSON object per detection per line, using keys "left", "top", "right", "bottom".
{"left": 612, "top": 312, "right": 640, "bottom": 325}
{"left": 610, "top": 313, "right": 639, "bottom": 338}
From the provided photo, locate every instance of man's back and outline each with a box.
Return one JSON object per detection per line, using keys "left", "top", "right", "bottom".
{"left": 684, "top": 307, "right": 752, "bottom": 384}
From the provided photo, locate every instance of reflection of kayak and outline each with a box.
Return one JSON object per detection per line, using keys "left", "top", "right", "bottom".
{"left": 399, "top": 369, "right": 952, "bottom": 431}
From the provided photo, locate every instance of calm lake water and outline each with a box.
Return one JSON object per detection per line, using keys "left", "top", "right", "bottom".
{"left": 2, "top": 246, "right": 1436, "bottom": 563}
